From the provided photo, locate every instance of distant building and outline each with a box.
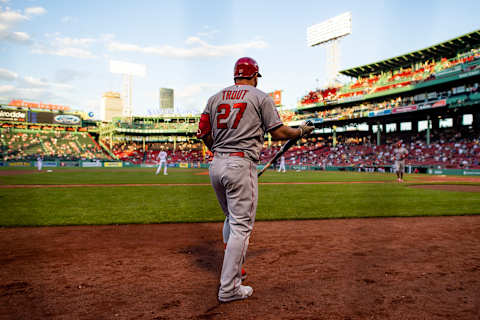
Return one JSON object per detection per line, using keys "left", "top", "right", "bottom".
{"left": 101, "top": 92, "right": 123, "bottom": 121}
{"left": 159, "top": 88, "right": 174, "bottom": 113}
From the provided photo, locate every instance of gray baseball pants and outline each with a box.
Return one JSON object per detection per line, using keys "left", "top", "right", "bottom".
{"left": 209, "top": 152, "right": 258, "bottom": 299}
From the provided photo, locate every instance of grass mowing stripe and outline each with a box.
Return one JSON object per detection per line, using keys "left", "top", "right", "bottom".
{"left": 1, "top": 184, "right": 479, "bottom": 227}
{"left": 0, "top": 168, "right": 403, "bottom": 185}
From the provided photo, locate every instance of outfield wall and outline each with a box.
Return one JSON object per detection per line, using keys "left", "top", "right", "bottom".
{"left": 2, "top": 160, "right": 480, "bottom": 176}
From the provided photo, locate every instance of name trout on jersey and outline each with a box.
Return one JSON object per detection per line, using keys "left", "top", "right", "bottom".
{"left": 222, "top": 89, "right": 248, "bottom": 100}
{"left": 196, "top": 89, "right": 249, "bottom": 139}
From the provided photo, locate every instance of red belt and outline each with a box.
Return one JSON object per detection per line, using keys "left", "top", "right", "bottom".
{"left": 229, "top": 152, "right": 244, "bottom": 157}
{"left": 215, "top": 152, "right": 245, "bottom": 157}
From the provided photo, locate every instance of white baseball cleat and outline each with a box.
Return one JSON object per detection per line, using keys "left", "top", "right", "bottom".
{"left": 218, "top": 285, "right": 253, "bottom": 303}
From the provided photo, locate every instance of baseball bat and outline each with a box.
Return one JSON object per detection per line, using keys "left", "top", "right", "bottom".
{"left": 258, "top": 120, "right": 313, "bottom": 177}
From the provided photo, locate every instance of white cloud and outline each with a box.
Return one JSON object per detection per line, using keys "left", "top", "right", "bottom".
{"left": 0, "top": 7, "right": 28, "bottom": 24}
{"left": 108, "top": 37, "right": 268, "bottom": 58}
{"left": 0, "top": 6, "right": 43, "bottom": 44}
{"left": 32, "top": 46, "right": 96, "bottom": 59}
{"left": 0, "top": 67, "right": 18, "bottom": 81}
{"left": 61, "top": 16, "right": 76, "bottom": 23}
{"left": 9, "top": 30, "right": 30, "bottom": 41}
{"left": 197, "top": 26, "right": 219, "bottom": 38}
{"left": 25, "top": 7, "right": 46, "bottom": 16}
{"left": 0, "top": 70, "right": 74, "bottom": 104}
{"left": 54, "top": 36, "right": 95, "bottom": 47}
{"left": 32, "top": 34, "right": 97, "bottom": 59}
{"left": 22, "top": 76, "right": 73, "bottom": 90}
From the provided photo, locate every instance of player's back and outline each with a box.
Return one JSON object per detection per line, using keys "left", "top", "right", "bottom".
{"left": 206, "top": 84, "right": 281, "bottom": 161}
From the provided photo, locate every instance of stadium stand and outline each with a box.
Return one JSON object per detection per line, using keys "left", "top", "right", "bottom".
{"left": 1, "top": 128, "right": 111, "bottom": 161}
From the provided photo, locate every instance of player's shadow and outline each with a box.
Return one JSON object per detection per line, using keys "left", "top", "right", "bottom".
{"left": 177, "top": 223, "right": 224, "bottom": 277}
{"left": 179, "top": 222, "right": 269, "bottom": 279}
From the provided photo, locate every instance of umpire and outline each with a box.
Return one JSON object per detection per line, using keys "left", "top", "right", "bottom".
{"left": 197, "top": 57, "right": 314, "bottom": 302}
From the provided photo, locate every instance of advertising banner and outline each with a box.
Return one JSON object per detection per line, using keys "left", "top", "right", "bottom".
{"left": 53, "top": 114, "right": 81, "bottom": 125}
{"left": 0, "top": 109, "right": 27, "bottom": 122}
{"left": 43, "top": 161, "right": 58, "bottom": 167}
{"left": 8, "top": 161, "right": 31, "bottom": 167}
{"left": 392, "top": 105, "right": 418, "bottom": 114}
{"left": 60, "top": 161, "right": 79, "bottom": 167}
{"left": 432, "top": 99, "right": 447, "bottom": 108}
{"left": 268, "top": 90, "right": 282, "bottom": 106}
{"left": 179, "top": 163, "right": 189, "bottom": 168}
{"left": 29, "top": 111, "right": 81, "bottom": 125}
{"left": 418, "top": 103, "right": 432, "bottom": 110}
{"left": 82, "top": 161, "right": 102, "bottom": 168}
{"left": 104, "top": 162, "right": 123, "bottom": 168}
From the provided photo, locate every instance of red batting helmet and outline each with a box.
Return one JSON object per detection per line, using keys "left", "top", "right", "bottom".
{"left": 234, "top": 57, "right": 262, "bottom": 79}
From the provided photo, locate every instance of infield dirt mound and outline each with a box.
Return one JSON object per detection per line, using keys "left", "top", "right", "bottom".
{"left": 1, "top": 216, "right": 479, "bottom": 319}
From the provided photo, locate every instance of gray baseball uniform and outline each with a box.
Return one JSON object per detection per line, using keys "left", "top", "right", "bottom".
{"left": 201, "top": 84, "right": 282, "bottom": 300}
{"left": 394, "top": 146, "right": 408, "bottom": 172}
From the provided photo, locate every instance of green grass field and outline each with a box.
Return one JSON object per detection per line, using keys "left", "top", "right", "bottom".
{"left": 1, "top": 167, "right": 479, "bottom": 227}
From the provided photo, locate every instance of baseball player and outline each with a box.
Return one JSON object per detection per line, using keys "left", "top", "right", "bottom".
{"left": 36, "top": 155, "right": 43, "bottom": 171}
{"left": 155, "top": 149, "right": 168, "bottom": 175}
{"left": 197, "top": 57, "right": 314, "bottom": 303}
{"left": 393, "top": 140, "right": 408, "bottom": 182}
{"left": 277, "top": 155, "right": 286, "bottom": 173}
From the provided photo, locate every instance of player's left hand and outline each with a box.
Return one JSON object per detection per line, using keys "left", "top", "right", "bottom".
{"left": 299, "top": 121, "right": 315, "bottom": 137}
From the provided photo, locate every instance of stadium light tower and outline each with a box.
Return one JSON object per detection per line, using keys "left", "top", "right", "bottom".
{"left": 109, "top": 60, "right": 146, "bottom": 118}
{"left": 307, "top": 12, "right": 352, "bottom": 87}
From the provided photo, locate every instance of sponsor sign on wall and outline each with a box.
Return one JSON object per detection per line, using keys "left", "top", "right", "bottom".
{"left": 82, "top": 161, "right": 102, "bottom": 168}
{"left": 28, "top": 111, "right": 81, "bottom": 125}
{"left": 268, "top": 90, "right": 282, "bottom": 106}
{"left": 104, "top": 162, "right": 123, "bottom": 168}
{"left": 392, "top": 105, "right": 418, "bottom": 114}
{"left": 8, "top": 161, "right": 31, "bottom": 167}
{"left": 0, "top": 109, "right": 27, "bottom": 122}
{"left": 54, "top": 114, "right": 81, "bottom": 125}
{"left": 43, "top": 161, "right": 58, "bottom": 167}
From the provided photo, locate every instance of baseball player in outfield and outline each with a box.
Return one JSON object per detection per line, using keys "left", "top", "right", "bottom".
{"left": 393, "top": 140, "right": 408, "bottom": 182}
{"left": 197, "top": 57, "right": 314, "bottom": 303}
{"left": 155, "top": 149, "right": 168, "bottom": 175}
{"left": 277, "top": 155, "right": 286, "bottom": 173}
{"left": 36, "top": 155, "right": 43, "bottom": 171}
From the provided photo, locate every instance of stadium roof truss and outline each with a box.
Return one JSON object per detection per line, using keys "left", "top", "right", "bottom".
{"left": 340, "top": 29, "right": 480, "bottom": 78}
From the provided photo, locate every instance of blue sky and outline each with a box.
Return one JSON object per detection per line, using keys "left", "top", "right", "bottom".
{"left": 0, "top": 0, "right": 479, "bottom": 118}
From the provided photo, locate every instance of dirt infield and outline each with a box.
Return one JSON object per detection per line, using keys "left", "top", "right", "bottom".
{"left": 1, "top": 216, "right": 479, "bottom": 320}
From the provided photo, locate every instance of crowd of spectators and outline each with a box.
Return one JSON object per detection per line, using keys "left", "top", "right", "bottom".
{"left": 103, "top": 129, "right": 480, "bottom": 171}
{"left": 299, "top": 48, "right": 480, "bottom": 107}
{"left": 293, "top": 82, "right": 479, "bottom": 122}
{"left": 1, "top": 129, "right": 110, "bottom": 161}
{"left": 116, "top": 121, "right": 197, "bottom": 132}
{"left": 106, "top": 140, "right": 205, "bottom": 165}
{"left": 259, "top": 130, "right": 480, "bottom": 171}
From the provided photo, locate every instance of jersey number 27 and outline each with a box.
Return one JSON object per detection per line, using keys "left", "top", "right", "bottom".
{"left": 216, "top": 103, "right": 247, "bottom": 129}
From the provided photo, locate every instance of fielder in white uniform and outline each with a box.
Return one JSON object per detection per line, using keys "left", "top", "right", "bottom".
{"left": 155, "top": 150, "right": 168, "bottom": 175}
{"left": 278, "top": 155, "right": 286, "bottom": 173}
{"left": 197, "top": 57, "right": 314, "bottom": 303}
{"left": 36, "top": 156, "right": 43, "bottom": 171}
{"left": 393, "top": 140, "right": 408, "bottom": 182}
